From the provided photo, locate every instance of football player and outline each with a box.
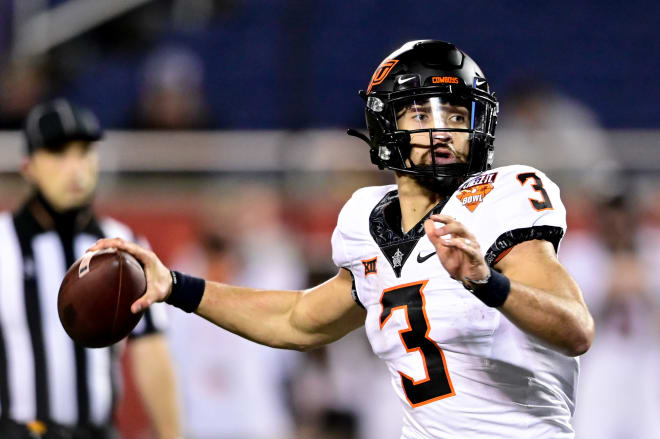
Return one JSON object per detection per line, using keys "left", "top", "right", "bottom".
{"left": 90, "top": 40, "right": 594, "bottom": 438}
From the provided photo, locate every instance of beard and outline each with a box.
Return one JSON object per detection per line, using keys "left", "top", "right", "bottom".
{"left": 409, "top": 163, "right": 468, "bottom": 196}
{"left": 414, "top": 174, "right": 464, "bottom": 196}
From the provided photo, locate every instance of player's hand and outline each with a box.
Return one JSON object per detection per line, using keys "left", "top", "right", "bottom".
{"left": 424, "top": 214, "right": 489, "bottom": 287}
{"left": 87, "top": 238, "right": 173, "bottom": 314}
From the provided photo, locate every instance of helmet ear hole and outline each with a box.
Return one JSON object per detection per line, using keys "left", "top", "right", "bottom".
{"left": 487, "top": 149, "right": 494, "bottom": 167}
{"left": 378, "top": 146, "right": 391, "bottom": 161}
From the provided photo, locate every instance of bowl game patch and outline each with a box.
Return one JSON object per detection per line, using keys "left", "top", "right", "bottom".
{"left": 456, "top": 172, "right": 497, "bottom": 212}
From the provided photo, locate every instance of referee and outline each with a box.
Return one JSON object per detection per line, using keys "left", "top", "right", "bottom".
{"left": 0, "top": 99, "right": 182, "bottom": 439}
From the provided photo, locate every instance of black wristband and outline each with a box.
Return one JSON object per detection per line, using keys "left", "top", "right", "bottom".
{"left": 166, "top": 271, "right": 206, "bottom": 313}
{"left": 465, "top": 267, "right": 511, "bottom": 308}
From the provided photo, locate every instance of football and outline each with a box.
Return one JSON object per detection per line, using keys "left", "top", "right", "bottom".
{"left": 58, "top": 248, "right": 146, "bottom": 348}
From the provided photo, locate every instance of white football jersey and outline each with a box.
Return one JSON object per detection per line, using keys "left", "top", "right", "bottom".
{"left": 331, "top": 165, "right": 578, "bottom": 439}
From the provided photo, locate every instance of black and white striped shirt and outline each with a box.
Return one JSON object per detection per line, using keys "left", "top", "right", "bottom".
{"left": 0, "top": 197, "right": 167, "bottom": 427}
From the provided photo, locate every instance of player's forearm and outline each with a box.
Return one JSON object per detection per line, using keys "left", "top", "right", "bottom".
{"left": 499, "top": 278, "right": 594, "bottom": 357}
{"left": 194, "top": 282, "right": 324, "bottom": 350}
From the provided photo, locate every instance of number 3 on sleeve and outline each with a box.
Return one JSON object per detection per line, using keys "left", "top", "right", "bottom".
{"left": 516, "top": 172, "right": 554, "bottom": 211}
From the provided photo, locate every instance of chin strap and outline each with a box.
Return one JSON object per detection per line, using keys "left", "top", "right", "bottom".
{"left": 346, "top": 128, "right": 371, "bottom": 146}
{"left": 347, "top": 91, "right": 375, "bottom": 145}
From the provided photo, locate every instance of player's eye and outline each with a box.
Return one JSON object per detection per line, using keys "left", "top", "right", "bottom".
{"left": 448, "top": 114, "right": 467, "bottom": 125}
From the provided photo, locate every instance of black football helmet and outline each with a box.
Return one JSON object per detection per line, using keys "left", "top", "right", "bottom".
{"left": 348, "top": 40, "right": 499, "bottom": 194}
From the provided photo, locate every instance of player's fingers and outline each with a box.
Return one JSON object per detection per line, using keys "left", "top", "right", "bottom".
{"left": 425, "top": 218, "right": 452, "bottom": 238}
{"left": 131, "top": 294, "right": 154, "bottom": 314}
{"left": 433, "top": 219, "right": 474, "bottom": 239}
{"left": 434, "top": 222, "right": 464, "bottom": 239}
{"left": 430, "top": 214, "right": 456, "bottom": 224}
{"left": 132, "top": 279, "right": 171, "bottom": 313}
{"left": 424, "top": 218, "right": 439, "bottom": 239}
{"left": 87, "top": 237, "right": 125, "bottom": 252}
{"left": 107, "top": 238, "right": 147, "bottom": 257}
{"left": 118, "top": 242, "right": 156, "bottom": 266}
{"left": 435, "top": 223, "right": 480, "bottom": 248}
{"left": 87, "top": 238, "right": 152, "bottom": 265}
{"left": 92, "top": 238, "right": 155, "bottom": 267}
{"left": 441, "top": 237, "right": 482, "bottom": 261}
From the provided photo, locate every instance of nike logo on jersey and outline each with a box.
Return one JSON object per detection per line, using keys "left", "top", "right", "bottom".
{"left": 417, "top": 251, "right": 436, "bottom": 263}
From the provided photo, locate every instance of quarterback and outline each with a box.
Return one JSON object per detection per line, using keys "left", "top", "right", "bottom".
{"left": 90, "top": 40, "right": 594, "bottom": 438}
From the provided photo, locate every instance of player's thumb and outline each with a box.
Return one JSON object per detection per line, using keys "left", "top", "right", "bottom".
{"left": 131, "top": 295, "right": 152, "bottom": 313}
{"left": 424, "top": 219, "right": 439, "bottom": 240}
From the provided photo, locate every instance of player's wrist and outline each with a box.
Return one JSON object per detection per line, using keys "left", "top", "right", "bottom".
{"left": 463, "top": 267, "right": 510, "bottom": 308}
{"left": 164, "top": 270, "right": 174, "bottom": 301}
{"left": 166, "top": 271, "right": 206, "bottom": 313}
{"left": 463, "top": 267, "right": 491, "bottom": 287}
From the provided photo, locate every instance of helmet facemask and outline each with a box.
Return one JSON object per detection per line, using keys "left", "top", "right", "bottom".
{"left": 364, "top": 89, "right": 497, "bottom": 194}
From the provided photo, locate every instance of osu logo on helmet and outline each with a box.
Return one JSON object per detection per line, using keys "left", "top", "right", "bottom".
{"left": 367, "top": 60, "right": 399, "bottom": 93}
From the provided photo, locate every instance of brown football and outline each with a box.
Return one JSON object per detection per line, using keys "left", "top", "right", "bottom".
{"left": 58, "top": 248, "right": 146, "bottom": 348}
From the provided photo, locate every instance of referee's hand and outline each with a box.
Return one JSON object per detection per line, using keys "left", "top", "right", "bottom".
{"left": 88, "top": 238, "right": 173, "bottom": 313}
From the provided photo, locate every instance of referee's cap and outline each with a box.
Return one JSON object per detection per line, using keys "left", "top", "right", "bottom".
{"left": 23, "top": 99, "right": 103, "bottom": 155}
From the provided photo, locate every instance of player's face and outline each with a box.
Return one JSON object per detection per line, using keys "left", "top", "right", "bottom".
{"left": 23, "top": 140, "right": 99, "bottom": 211}
{"left": 396, "top": 97, "right": 470, "bottom": 167}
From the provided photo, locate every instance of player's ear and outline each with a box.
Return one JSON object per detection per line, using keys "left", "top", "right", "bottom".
{"left": 20, "top": 156, "right": 36, "bottom": 184}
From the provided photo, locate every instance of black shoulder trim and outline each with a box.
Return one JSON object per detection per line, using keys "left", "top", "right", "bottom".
{"left": 484, "top": 225, "right": 564, "bottom": 266}
{"left": 343, "top": 268, "right": 365, "bottom": 309}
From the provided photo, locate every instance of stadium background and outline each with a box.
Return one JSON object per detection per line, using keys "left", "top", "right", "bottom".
{"left": 1, "top": 1, "right": 659, "bottom": 438}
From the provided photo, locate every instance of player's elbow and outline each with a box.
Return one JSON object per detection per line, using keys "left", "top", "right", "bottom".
{"left": 286, "top": 332, "right": 332, "bottom": 352}
{"left": 291, "top": 342, "right": 324, "bottom": 352}
{"left": 271, "top": 338, "right": 325, "bottom": 352}
{"left": 564, "top": 314, "right": 595, "bottom": 357}
{"left": 565, "top": 334, "right": 591, "bottom": 357}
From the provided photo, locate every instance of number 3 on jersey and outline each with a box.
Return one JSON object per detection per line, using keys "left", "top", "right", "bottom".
{"left": 517, "top": 172, "right": 553, "bottom": 211}
{"left": 380, "top": 281, "right": 455, "bottom": 407}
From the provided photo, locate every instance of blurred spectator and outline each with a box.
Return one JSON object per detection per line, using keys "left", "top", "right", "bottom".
{"left": 0, "top": 1, "right": 12, "bottom": 66}
{"left": 323, "top": 331, "right": 402, "bottom": 439}
{"left": 316, "top": 409, "right": 359, "bottom": 439}
{"left": 129, "top": 45, "right": 210, "bottom": 129}
{"left": 287, "top": 323, "right": 402, "bottom": 439}
{"left": 495, "top": 80, "right": 617, "bottom": 188}
{"left": 287, "top": 346, "right": 351, "bottom": 439}
{"left": 168, "top": 227, "right": 300, "bottom": 439}
{"left": 0, "top": 62, "right": 49, "bottom": 129}
{"left": 224, "top": 184, "right": 309, "bottom": 290}
{"left": 560, "top": 193, "right": 660, "bottom": 438}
